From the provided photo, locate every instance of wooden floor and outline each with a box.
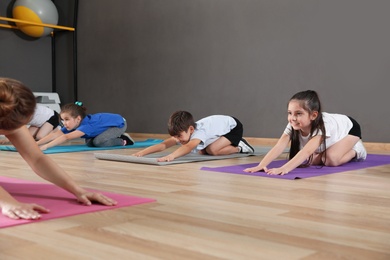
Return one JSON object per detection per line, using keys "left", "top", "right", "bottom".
{"left": 1, "top": 133, "right": 390, "bottom": 259}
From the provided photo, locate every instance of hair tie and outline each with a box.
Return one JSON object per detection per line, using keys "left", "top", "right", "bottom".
{"left": 75, "top": 101, "right": 83, "bottom": 106}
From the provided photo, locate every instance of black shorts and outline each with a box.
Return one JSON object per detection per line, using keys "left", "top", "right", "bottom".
{"left": 47, "top": 111, "right": 61, "bottom": 129}
{"left": 347, "top": 116, "right": 362, "bottom": 139}
{"left": 223, "top": 117, "right": 243, "bottom": 146}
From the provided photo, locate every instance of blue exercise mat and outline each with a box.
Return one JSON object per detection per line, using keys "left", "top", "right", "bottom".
{"left": 0, "top": 139, "right": 163, "bottom": 154}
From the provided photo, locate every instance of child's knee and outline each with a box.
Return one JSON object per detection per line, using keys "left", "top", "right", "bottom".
{"left": 85, "top": 138, "right": 95, "bottom": 147}
{"left": 323, "top": 154, "right": 342, "bottom": 167}
{"left": 35, "top": 134, "right": 44, "bottom": 141}
{"left": 92, "top": 139, "right": 105, "bottom": 147}
{"left": 205, "top": 146, "right": 219, "bottom": 155}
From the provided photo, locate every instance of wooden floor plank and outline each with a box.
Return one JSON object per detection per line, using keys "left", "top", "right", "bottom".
{"left": 0, "top": 135, "right": 389, "bottom": 259}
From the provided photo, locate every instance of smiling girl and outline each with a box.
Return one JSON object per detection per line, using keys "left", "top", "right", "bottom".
{"left": 244, "top": 90, "right": 367, "bottom": 175}
{"left": 37, "top": 102, "right": 134, "bottom": 150}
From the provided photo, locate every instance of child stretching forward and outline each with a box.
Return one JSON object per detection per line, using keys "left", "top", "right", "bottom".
{"left": 133, "top": 110, "right": 254, "bottom": 162}
{"left": 0, "top": 78, "right": 116, "bottom": 220}
{"left": 244, "top": 90, "right": 367, "bottom": 175}
{"left": 28, "top": 104, "right": 61, "bottom": 140}
{"left": 37, "top": 102, "right": 134, "bottom": 150}
{"left": 0, "top": 104, "right": 60, "bottom": 144}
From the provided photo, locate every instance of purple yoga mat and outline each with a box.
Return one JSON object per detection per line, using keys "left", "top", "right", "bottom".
{"left": 200, "top": 154, "right": 390, "bottom": 180}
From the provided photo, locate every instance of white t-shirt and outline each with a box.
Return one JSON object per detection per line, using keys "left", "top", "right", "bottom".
{"left": 28, "top": 104, "right": 55, "bottom": 127}
{"left": 190, "top": 115, "right": 237, "bottom": 152}
{"left": 283, "top": 112, "right": 353, "bottom": 153}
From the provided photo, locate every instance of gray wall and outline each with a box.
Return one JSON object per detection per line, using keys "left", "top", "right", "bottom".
{"left": 77, "top": 0, "right": 390, "bottom": 142}
{"left": 2, "top": 1, "right": 389, "bottom": 142}
{"left": 0, "top": 0, "right": 76, "bottom": 100}
{"left": 0, "top": 1, "right": 52, "bottom": 92}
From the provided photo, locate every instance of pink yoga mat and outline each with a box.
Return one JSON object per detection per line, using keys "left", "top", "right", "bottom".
{"left": 0, "top": 176, "right": 156, "bottom": 228}
{"left": 201, "top": 154, "right": 390, "bottom": 180}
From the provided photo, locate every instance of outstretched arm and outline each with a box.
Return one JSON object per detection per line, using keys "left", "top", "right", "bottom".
{"left": 0, "top": 185, "right": 49, "bottom": 220}
{"left": 132, "top": 137, "right": 177, "bottom": 157}
{"left": 0, "top": 137, "right": 10, "bottom": 144}
{"left": 36, "top": 127, "right": 62, "bottom": 145}
{"left": 244, "top": 133, "right": 290, "bottom": 173}
{"left": 157, "top": 139, "right": 201, "bottom": 162}
{"left": 266, "top": 135, "right": 322, "bottom": 175}
{"left": 38, "top": 130, "right": 84, "bottom": 150}
{"left": 6, "top": 127, "right": 117, "bottom": 209}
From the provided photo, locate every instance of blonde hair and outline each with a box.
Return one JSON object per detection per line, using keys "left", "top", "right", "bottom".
{"left": 0, "top": 78, "right": 36, "bottom": 130}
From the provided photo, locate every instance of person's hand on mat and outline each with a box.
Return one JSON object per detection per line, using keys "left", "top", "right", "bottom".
{"left": 76, "top": 191, "right": 118, "bottom": 206}
{"left": 0, "top": 138, "right": 10, "bottom": 144}
{"left": 2, "top": 202, "right": 49, "bottom": 220}
{"left": 157, "top": 155, "right": 175, "bottom": 162}
{"left": 265, "top": 167, "right": 289, "bottom": 175}
{"left": 243, "top": 165, "right": 268, "bottom": 173}
{"left": 132, "top": 151, "right": 144, "bottom": 157}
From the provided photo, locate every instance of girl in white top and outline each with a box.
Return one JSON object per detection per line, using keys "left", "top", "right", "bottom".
{"left": 28, "top": 104, "right": 61, "bottom": 140}
{"left": 244, "top": 90, "right": 367, "bottom": 175}
{"left": 133, "top": 111, "right": 254, "bottom": 162}
{"left": 0, "top": 104, "right": 60, "bottom": 144}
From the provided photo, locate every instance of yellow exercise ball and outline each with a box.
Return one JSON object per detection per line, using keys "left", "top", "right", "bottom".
{"left": 12, "top": 0, "right": 59, "bottom": 38}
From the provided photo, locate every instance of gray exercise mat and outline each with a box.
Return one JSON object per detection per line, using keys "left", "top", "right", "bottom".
{"left": 94, "top": 147, "right": 273, "bottom": 165}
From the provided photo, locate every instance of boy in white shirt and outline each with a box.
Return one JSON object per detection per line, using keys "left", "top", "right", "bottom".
{"left": 133, "top": 111, "right": 254, "bottom": 162}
